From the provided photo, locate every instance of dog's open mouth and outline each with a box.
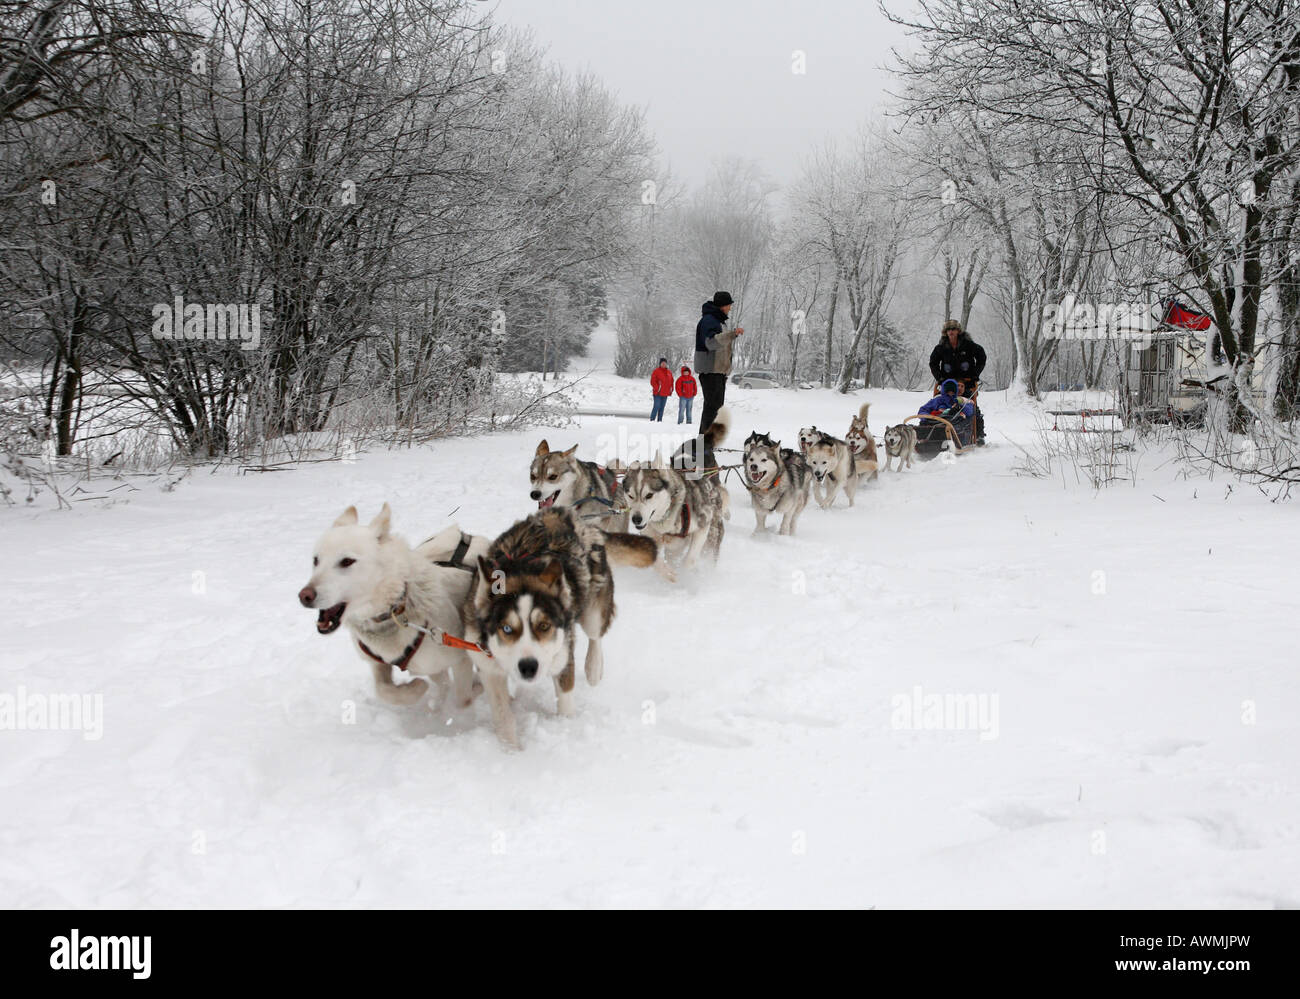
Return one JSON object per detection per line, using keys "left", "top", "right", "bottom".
{"left": 748, "top": 468, "right": 765, "bottom": 483}
{"left": 537, "top": 490, "right": 560, "bottom": 509}
{"left": 316, "top": 603, "right": 346, "bottom": 634}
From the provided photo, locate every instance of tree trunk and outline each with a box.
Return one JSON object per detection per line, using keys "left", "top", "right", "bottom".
{"left": 54, "top": 305, "right": 85, "bottom": 456}
{"left": 822, "top": 276, "right": 838, "bottom": 387}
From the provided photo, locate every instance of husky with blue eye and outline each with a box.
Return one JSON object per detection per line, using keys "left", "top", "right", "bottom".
{"left": 462, "top": 507, "right": 657, "bottom": 749}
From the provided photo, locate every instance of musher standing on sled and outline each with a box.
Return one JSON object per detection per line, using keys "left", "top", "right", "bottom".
{"left": 929, "top": 319, "right": 987, "bottom": 444}
{"left": 694, "top": 291, "right": 743, "bottom": 433}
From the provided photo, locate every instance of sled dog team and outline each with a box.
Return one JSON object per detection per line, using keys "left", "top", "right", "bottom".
{"left": 300, "top": 402, "right": 917, "bottom": 749}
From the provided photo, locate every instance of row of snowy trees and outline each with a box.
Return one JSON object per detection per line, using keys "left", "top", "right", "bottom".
{"left": 613, "top": 147, "right": 920, "bottom": 393}
{"left": 1, "top": 0, "right": 654, "bottom": 457}
{"left": 616, "top": 0, "right": 1300, "bottom": 423}
{"left": 887, "top": 0, "right": 1300, "bottom": 424}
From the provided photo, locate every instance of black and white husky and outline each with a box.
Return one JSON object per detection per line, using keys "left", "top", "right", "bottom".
{"left": 529, "top": 440, "right": 628, "bottom": 531}
{"left": 463, "top": 508, "right": 656, "bottom": 749}
{"left": 741, "top": 431, "right": 811, "bottom": 535}
{"left": 620, "top": 410, "right": 731, "bottom": 580}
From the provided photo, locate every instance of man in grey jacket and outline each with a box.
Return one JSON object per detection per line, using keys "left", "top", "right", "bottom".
{"left": 694, "top": 291, "right": 744, "bottom": 432}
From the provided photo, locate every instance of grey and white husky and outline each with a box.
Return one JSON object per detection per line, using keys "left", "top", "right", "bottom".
{"left": 462, "top": 507, "right": 656, "bottom": 749}
{"left": 805, "top": 431, "right": 861, "bottom": 508}
{"left": 742, "top": 431, "right": 811, "bottom": 536}
{"left": 882, "top": 423, "right": 919, "bottom": 471}
{"left": 620, "top": 410, "right": 731, "bottom": 580}
{"left": 529, "top": 440, "right": 628, "bottom": 531}
{"left": 299, "top": 504, "right": 490, "bottom": 710}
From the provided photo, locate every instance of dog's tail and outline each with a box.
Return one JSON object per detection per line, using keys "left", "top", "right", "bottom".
{"left": 703, "top": 407, "right": 730, "bottom": 449}
{"left": 857, "top": 402, "right": 871, "bottom": 424}
{"left": 603, "top": 532, "right": 658, "bottom": 568}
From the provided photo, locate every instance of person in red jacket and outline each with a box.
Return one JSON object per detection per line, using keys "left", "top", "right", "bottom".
{"left": 649, "top": 357, "right": 673, "bottom": 422}
{"left": 675, "top": 365, "right": 698, "bottom": 424}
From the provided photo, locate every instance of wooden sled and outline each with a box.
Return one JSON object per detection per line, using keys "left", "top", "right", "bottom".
{"left": 905, "top": 412, "right": 979, "bottom": 459}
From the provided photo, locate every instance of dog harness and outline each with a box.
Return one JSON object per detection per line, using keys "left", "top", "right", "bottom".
{"left": 430, "top": 531, "right": 473, "bottom": 571}
{"left": 596, "top": 464, "right": 620, "bottom": 488}
{"left": 361, "top": 583, "right": 493, "bottom": 669}
{"left": 572, "top": 467, "right": 627, "bottom": 520}
{"left": 663, "top": 503, "right": 691, "bottom": 539}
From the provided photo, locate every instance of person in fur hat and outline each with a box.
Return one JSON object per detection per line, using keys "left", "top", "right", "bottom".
{"left": 928, "top": 319, "right": 987, "bottom": 444}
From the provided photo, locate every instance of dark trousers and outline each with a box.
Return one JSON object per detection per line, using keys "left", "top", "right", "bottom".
{"left": 699, "top": 373, "right": 727, "bottom": 432}
{"left": 650, "top": 395, "right": 667, "bottom": 421}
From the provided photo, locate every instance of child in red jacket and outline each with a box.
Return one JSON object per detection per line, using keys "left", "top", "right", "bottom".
{"left": 675, "top": 366, "right": 697, "bottom": 424}
{"left": 649, "top": 358, "right": 673, "bottom": 422}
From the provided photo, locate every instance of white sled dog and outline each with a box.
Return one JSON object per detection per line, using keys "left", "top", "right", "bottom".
{"left": 845, "top": 403, "right": 880, "bottom": 481}
{"left": 299, "top": 504, "right": 490, "bottom": 710}
{"left": 742, "top": 431, "right": 811, "bottom": 536}
{"left": 462, "top": 507, "right": 657, "bottom": 749}
{"left": 882, "top": 423, "right": 919, "bottom": 471}
{"left": 805, "top": 430, "right": 861, "bottom": 509}
{"left": 620, "top": 410, "right": 731, "bottom": 580}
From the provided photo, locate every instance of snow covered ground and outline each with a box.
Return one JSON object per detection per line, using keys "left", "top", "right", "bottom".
{"left": 3, "top": 330, "right": 1299, "bottom": 908}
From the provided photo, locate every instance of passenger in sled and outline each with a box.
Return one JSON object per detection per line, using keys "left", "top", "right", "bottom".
{"left": 913, "top": 379, "right": 977, "bottom": 453}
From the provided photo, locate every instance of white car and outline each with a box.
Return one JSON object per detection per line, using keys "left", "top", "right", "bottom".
{"left": 731, "top": 369, "right": 782, "bottom": 389}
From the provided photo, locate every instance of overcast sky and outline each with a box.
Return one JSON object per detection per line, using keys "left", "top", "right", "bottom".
{"left": 492, "top": 0, "right": 918, "bottom": 189}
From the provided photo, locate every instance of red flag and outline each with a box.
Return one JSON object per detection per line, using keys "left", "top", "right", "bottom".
{"left": 1162, "top": 299, "right": 1213, "bottom": 331}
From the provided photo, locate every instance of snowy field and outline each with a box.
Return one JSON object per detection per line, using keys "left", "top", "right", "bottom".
{"left": 3, "top": 339, "right": 1299, "bottom": 908}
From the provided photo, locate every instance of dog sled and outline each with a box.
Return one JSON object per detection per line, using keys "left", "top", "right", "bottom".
{"left": 905, "top": 383, "right": 981, "bottom": 459}
{"left": 904, "top": 411, "right": 979, "bottom": 458}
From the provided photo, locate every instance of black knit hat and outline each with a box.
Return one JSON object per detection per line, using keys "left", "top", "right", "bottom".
{"left": 712, "top": 291, "right": 734, "bottom": 307}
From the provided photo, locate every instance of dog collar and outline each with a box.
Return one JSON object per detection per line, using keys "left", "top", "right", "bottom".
{"left": 357, "top": 631, "right": 426, "bottom": 672}
{"left": 370, "top": 586, "right": 409, "bottom": 626}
